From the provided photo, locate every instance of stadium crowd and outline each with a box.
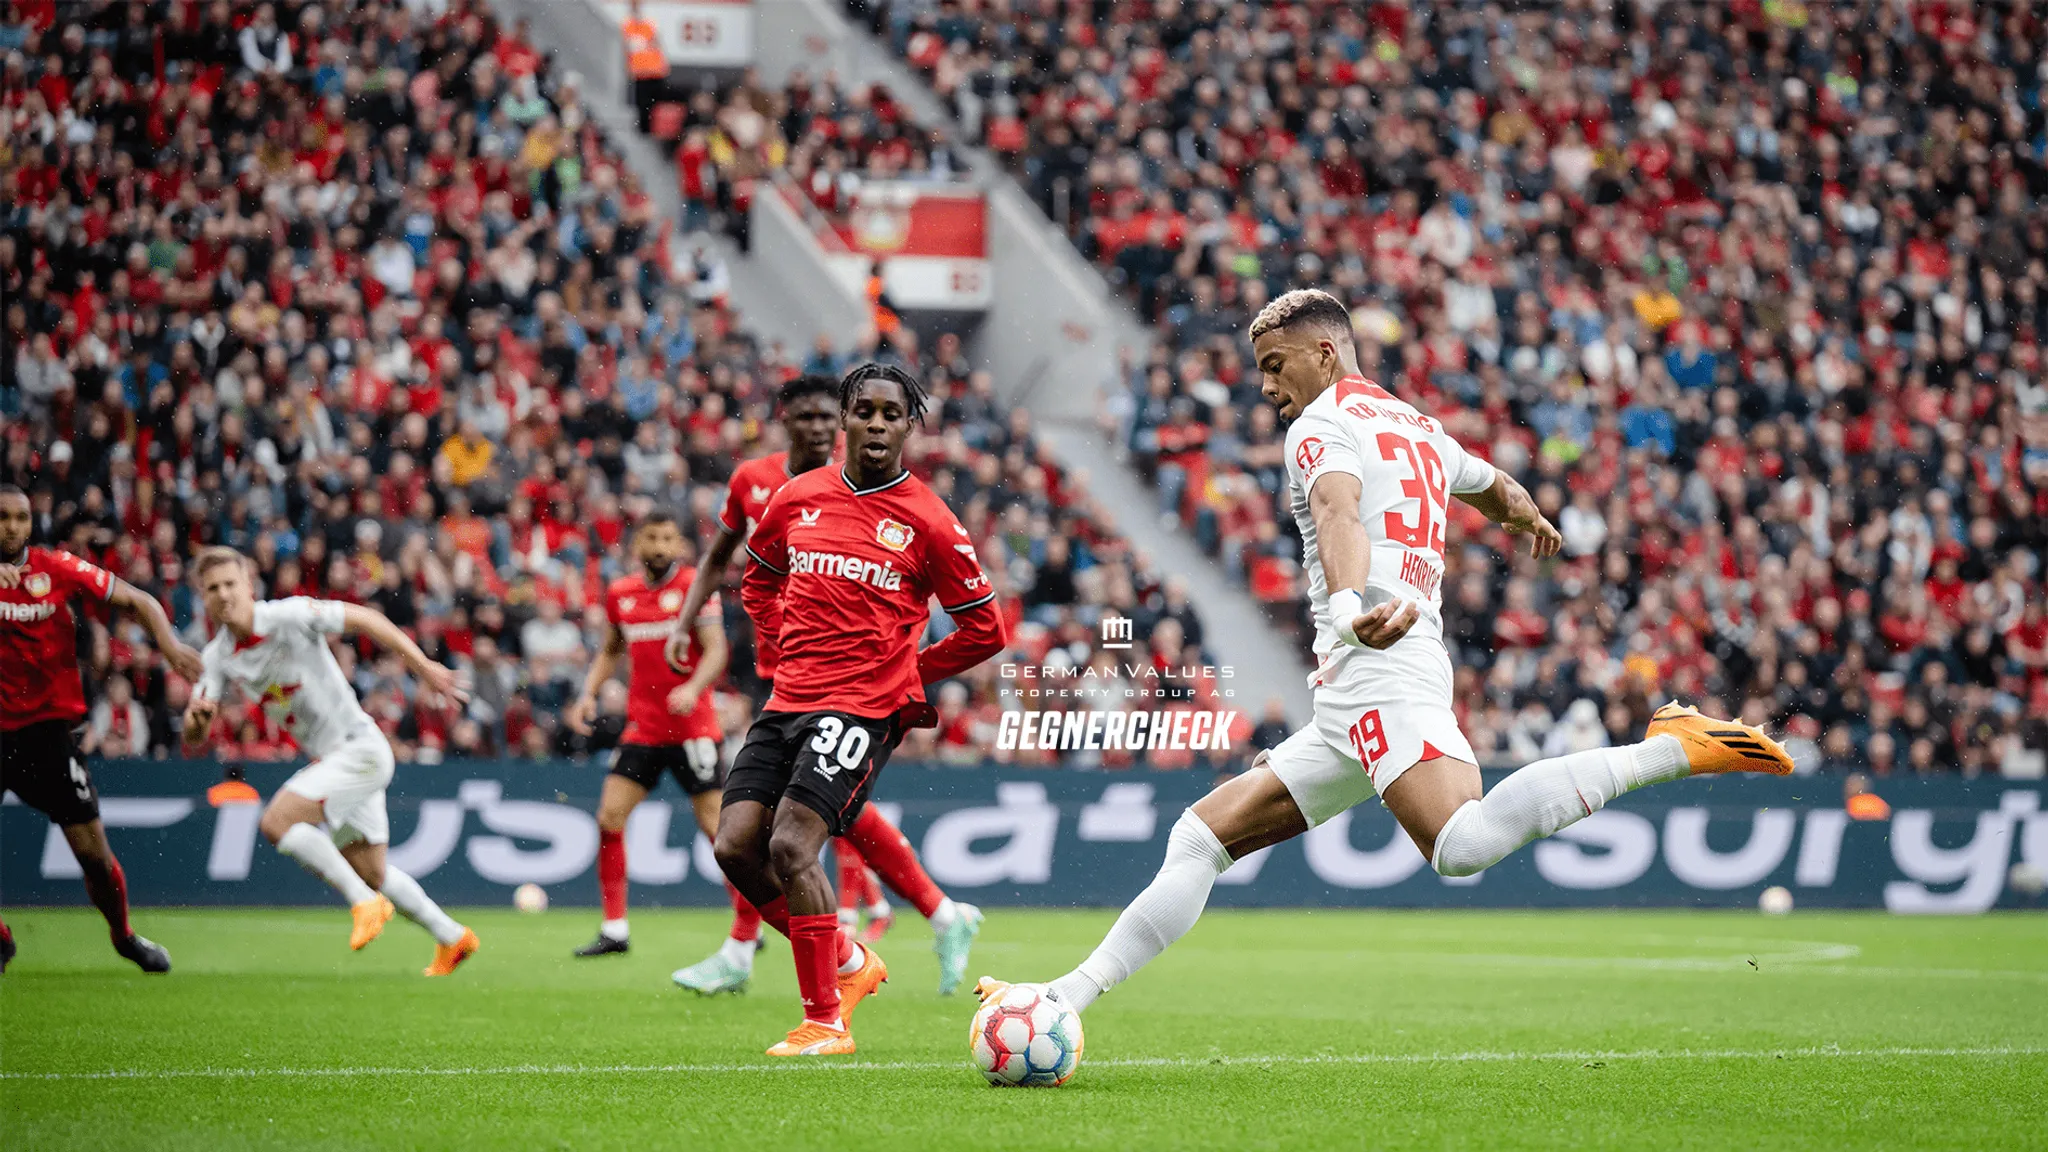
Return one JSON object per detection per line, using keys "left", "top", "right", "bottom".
{"left": 877, "top": 0, "right": 2048, "bottom": 775}
{"left": 1, "top": 0, "right": 1237, "bottom": 773}
{"left": 656, "top": 66, "right": 964, "bottom": 247}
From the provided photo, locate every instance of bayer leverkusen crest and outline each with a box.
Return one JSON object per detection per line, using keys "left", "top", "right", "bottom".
{"left": 876, "top": 519, "right": 915, "bottom": 552}
{"left": 25, "top": 573, "right": 51, "bottom": 598}
{"left": 851, "top": 199, "right": 912, "bottom": 253}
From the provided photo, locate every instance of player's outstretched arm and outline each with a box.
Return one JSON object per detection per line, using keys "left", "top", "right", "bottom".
{"left": 1309, "top": 473, "right": 1419, "bottom": 650}
{"left": 669, "top": 618, "right": 727, "bottom": 715}
{"left": 108, "top": 577, "right": 205, "bottom": 680}
{"left": 180, "top": 697, "right": 216, "bottom": 746}
{"left": 917, "top": 600, "right": 1008, "bottom": 685}
{"left": 738, "top": 551, "right": 788, "bottom": 679}
{"left": 568, "top": 624, "right": 626, "bottom": 735}
{"left": 1453, "top": 471, "right": 1563, "bottom": 558}
{"left": 338, "top": 602, "right": 470, "bottom": 704}
{"left": 666, "top": 521, "right": 745, "bottom": 670}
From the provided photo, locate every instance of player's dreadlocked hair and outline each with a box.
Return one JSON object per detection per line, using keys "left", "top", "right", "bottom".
{"left": 778, "top": 374, "right": 839, "bottom": 409}
{"left": 1248, "top": 288, "right": 1352, "bottom": 343}
{"left": 838, "top": 362, "right": 931, "bottom": 426}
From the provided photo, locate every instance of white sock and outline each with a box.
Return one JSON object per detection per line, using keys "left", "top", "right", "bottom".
{"left": 382, "top": 865, "right": 466, "bottom": 946}
{"left": 1050, "top": 809, "right": 1233, "bottom": 1013}
{"left": 718, "top": 935, "right": 756, "bottom": 969}
{"left": 838, "top": 941, "right": 865, "bottom": 976}
{"left": 601, "top": 917, "right": 629, "bottom": 941}
{"left": 865, "top": 900, "right": 891, "bottom": 919}
{"left": 277, "top": 823, "right": 376, "bottom": 906}
{"left": 929, "top": 897, "right": 959, "bottom": 932}
{"left": 1431, "top": 736, "right": 1690, "bottom": 877}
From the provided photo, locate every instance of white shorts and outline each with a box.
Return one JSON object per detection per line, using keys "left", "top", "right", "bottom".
{"left": 280, "top": 729, "right": 396, "bottom": 846}
{"left": 1268, "top": 633, "right": 1476, "bottom": 828}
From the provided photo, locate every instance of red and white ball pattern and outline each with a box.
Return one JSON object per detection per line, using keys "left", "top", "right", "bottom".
{"left": 969, "top": 983, "right": 1084, "bottom": 1087}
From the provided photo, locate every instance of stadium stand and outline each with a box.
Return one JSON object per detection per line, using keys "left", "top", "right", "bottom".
{"left": 866, "top": 0, "right": 2048, "bottom": 774}
{"left": 0, "top": 0, "right": 1243, "bottom": 772}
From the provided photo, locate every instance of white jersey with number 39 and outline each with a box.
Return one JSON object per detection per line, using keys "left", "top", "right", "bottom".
{"left": 1283, "top": 376, "right": 1497, "bottom": 660}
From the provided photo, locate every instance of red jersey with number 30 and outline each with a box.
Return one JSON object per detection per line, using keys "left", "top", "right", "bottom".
{"left": 741, "top": 467, "right": 999, "bottom": 719}
{"left": 0, "top": 547, "right": 115, "bottom": 731}
{"left": 604, "top": 564, "right": 722, "bottom": 746}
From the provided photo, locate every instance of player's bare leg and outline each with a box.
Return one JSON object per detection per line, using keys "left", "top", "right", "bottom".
{"left": 577, "top": 774, "right": 648, "bottom": 957}
{"left": 758, "top": 801, "right": 884, "bottom": 1056}
{"left": 61, "top": 819, "right": 169, "bottom": 973}
{"left": 713, "top": 798, "right": 784, "bottom": 911}
{"left": 993, "top": 756, "right": 1307, "bottom": 1014}
{"left": 1388, "top": 704, "right": 1792, "bottom": 878}
{"left": 260, "top": 791, "right": 390, "bottom": 949}
{"left": 339, "top": 840, "right": 475, "bottom": 975}
{"left": 674, "top": 788, "right": 766, "bottom": 994}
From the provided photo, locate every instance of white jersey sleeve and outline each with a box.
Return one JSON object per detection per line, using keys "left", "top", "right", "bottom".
{"left": 266, "top": 596, "right": 348, "bottom": 637}
{"left": 1283, "top": 405, "right": 1364, "bottom": 496}
{"left": 1436, "top": 426, "right": 1498, "bottom": 496}
{"left": 194, "top": 635, "right": 231, "bottom": 704}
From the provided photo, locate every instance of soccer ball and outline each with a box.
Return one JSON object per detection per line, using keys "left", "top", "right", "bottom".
{"left": 1758, "top": 885, "right": 1794, "bottom": 915}
{"left": 969, "top": 983, "right": 1083, "bottom": 1087}
{"left": 513, "top": 883, "right": 548, "bottom": 914}
{"left": 2009, "top": 862, "right": 2046, "bottom": 898}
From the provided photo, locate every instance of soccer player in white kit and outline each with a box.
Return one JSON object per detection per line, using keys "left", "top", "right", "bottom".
{"left": 977, "top": 288, "right": 1794, "bottom": 1016}
{"left": 182, "top": 548, "right": 480, "bottom": 975}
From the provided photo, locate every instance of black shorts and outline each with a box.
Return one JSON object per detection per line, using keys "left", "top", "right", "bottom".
{"left": 723, "top": 710, "right": 904, "bottom": 836}
{"left": 609, "top": 738, "right": 725, "bottom": 796}
{"left": 1, "top": 718, "right": 100, "bottom": 826}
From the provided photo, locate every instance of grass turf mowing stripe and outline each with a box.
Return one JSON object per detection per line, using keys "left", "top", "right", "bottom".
{"left": 8, "top": 1044, "right": 2043, "bottom": 1082}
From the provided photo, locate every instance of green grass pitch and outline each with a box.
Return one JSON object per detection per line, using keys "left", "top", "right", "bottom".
{"left": 3, "top": 907, "right": 2044, "bottom": 1150}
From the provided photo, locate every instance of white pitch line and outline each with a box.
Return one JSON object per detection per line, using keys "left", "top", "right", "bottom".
{"left": 5, "top": 1045, "right": 2043, "bottom": 1083}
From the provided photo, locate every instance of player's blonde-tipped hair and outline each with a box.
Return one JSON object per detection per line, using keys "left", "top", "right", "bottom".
{"left": 192, "top": 546, "right": 248, "bottom": 580}
{"left": 1248, "top": 288, "right": 1352, "bottom": 342}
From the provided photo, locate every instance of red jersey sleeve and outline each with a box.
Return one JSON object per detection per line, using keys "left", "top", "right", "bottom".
{"left": 50, "top": 548, "right": 115, "bottom": 601}
{"left": 602, "top": 580, "right": 624, "bottom": 628}
{"left": 740, "top": 490, "right": 793, "bottom": 679}
{"left": 915, "top": 501, "right": 1007, "bottom": 686}
{"left": 719, "top": 470, "right": 748, "bottom": 534}
{"left": 924, "top": 504, "right": 995, "bottom": 614}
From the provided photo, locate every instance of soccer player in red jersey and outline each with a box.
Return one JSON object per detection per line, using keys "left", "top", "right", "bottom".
{"left": 712, "top": 364, "right": 1009, "bottom": 1056}
{"left": 0, "top": 485, "right": 204, "bottom": 974}
{"left": 563, "top": 507, "right": 737, "bottom": 959}
{"left": 667, "top": 376, "right": 987, "bottom": 997}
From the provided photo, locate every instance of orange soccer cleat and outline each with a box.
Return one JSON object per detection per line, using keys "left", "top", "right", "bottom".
{"left": 424, "top": 928, "right": 480, "bottom": 976}
{"left": 766, "top": 1020, "right": 856, "bottom": 1057}
{"left": 350, "top": 896, "right": 394, "bottom": 951}
{"left": 837, "top": 944, "right": 889, "bottom": 1023}
{"left": 1646, "top": 703, "right": 1795, "bottom": 776}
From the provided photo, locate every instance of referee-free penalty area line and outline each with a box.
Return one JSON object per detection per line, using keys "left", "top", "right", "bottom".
{"left": 7, "top": 1045, "right": 2043, "bottom": 1082}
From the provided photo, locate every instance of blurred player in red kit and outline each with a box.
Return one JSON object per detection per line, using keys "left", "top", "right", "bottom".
{"left": 708, "top": 364, "right": 1008, "bottom": 1055}
{"left": 0, "top": 485, "right": 204, "bottom": 974}
{"left": 565, "top": 507, "right": 736, "bottom": 958}
{"left": 668, "top": 375, "right": 987, "bottom": 998}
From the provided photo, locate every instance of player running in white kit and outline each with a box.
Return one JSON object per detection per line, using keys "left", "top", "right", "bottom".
{"left": 978, "top": 288, "right": 1794, "bottom": 1015}
{"left": 182, "top": 547, "right": 480, "bottom": 975}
